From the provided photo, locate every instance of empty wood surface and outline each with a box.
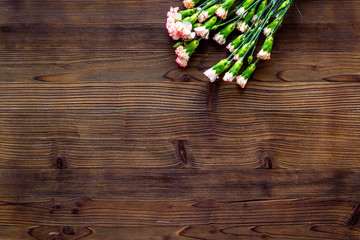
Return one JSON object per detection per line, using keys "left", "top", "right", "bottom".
{"left": 0, "top": 0, "right": 360, "bottom": 239}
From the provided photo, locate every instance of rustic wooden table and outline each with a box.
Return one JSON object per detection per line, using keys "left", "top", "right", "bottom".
{"left": 1, "top": 0, "right": 360, "bottom": 239}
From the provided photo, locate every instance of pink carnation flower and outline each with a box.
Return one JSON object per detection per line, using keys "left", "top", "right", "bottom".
{"left": 213, "top": 32, "right": 226, "bottom": 45}
{"left": 204, "top": 68, "right": 218, "bottom": 82}
{"left": 166, "top": 7, "right": 182, "bottom": 40}
{"left": 176, "top": 57, "right": 189, "bottom": 68}
{"left": 226, "top": 43, "right": 236, "bottom": 53}
{"left": 183, "top": 0, "right": 195, "bottom": 9}
{"left": 215, "top": 7, "right": 228, "bottom": 19}
{"left": 194, "top": 26, "right": 210, "bottom": 39}
{"left": 198, "top": 11, "right": 210, "bottom": 23}
{"left": 175, "top": 21, "right": 195, "bottom": 40}
{"left": 236, "top": 21, "right": 250, "bottom": 33}
{"left": 257, "top": 49, "right": 271, "bottom": 60}
{"left": 175, "top": 45, "right": 190, "bottom": 61}
{"left": 166, "top": 22, "right": 181, "bottom": 40}
{"left": 167, "top": 7, "right": 182, "bottom": 23}
{"left": 236, "top": 75, "right": 248, "bottom": 88}
{"left": 263, "top": 27, "right": 271, "bottom": 36}
{"left": 223, "top": 72, "right": 235, "bottom": 82}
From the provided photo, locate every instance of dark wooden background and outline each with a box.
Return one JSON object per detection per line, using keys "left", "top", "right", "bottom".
{"left": 0, "top": 0, "right": 360, "bottom": 239}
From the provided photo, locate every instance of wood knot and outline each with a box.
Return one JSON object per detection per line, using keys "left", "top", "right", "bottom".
{"left": 182, "top": 75, "right": 191, "bottom": 82}
{"left": 61, "top": 226, "right": 75, "bottom": 236}
{"left": 72, "top": 208, "right": 79, "bottom": 214}
{"left": 346, "top": 202, "right": 360, "bottom": 226}
{"left": 262, "top": 156, "right": 273, "bottom": 169}
{"left": 177, "top": 140, "right": 189, "bottom": 166}
{"left": 56, "top": 157, "right": 66, "bottom": 169}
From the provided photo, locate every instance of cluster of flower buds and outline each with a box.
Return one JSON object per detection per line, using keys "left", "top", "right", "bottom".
{"left": 166, "top": 0, "right": 294, "bottom": 88}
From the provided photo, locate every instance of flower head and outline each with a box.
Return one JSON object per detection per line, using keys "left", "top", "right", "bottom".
{"left": 236, "top": 21, "right": 250, "bottom": 33}
{"left": 236, "top": 0, "right": 255, "bottom": 16}
{"left": 183, "top": 0, "right": 197, "bottom": 9}
{"left": 175, "top": 21, "right": 195, "bottom": 40}
{"left": 166, "top": 23, "right": 181, "bottom": 40}
{"left": 223, "top": 58, "right": 243, "bottom": 82}
{"left": 223, "top": 72, "right": 235, "bottom": 82}
{"left": 263, "top": 18, "right": 282, "bottom": 36}
{"left": 167, "top": 7, "right": 182, "bottom": 23}
{"left": 176, "top": 57, "right": 188, "bottom": 68}
{"left": 213, "top": 22, "right": 236, "bottom": 45}
{"left": 194, "top": 16, "right": 217, "bottom": 39}
{"left": 175, "top": 45, "right": 189, "bottom": 61}
{"left": 198, "top": 11, "right": 210, "bottom": 23}
{"left": 233, "top": 42, "right": 253, "bottom": 61}
{"left": 166, "top": 7, "right": 183, "bottom": 40}
{"left": 194, "top": 26, "right": 209, "bottom": 39}
{"left": 204, "top": 59, "right": 231, "bottom": 82}
{"left": 204, "top": 68, "right": 218, "bottom": 82}
{"left": 236, "top": 63, "right": 256, "bottom": 88}
{"left": 215, "top": 7, "right": 228, "bottom": 19}
{"left": 236, "top": 7, "right": 245, "bottom": 16}
{"left": 213, "top": 32, "right": 226, "bottom": 45}
{"left": 198, "top": 4, "right": 219, "bottom": 23}
{"left": 236, "top": 75, "right": 248, "bottom": 88}
{"left": 257, "top": 49, "right": 270, "bottom": 60}
{"left": 174, "top": 40, "right": 200, "bottom": 68}
{"left": 263, "top": 27, "right": 271, "bottom": 36}
{"left": 226, "top": 34, "right": 245, "bottom": 53}
{"left": 257, "top": 36, "right": 274, "bottom": 60}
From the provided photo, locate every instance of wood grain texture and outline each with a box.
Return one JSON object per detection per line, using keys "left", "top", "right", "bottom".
{"left": 0, "top": 0, "right": 360, "bottom": 239}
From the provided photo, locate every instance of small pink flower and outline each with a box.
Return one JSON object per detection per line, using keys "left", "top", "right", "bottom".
{"left": 234, "top": 53, "right": 240, "bottom": 61}
{"left": 223, "top": 72, "right": 235, "bottom": 82}
{"left": 226, "top": 43, "right": 235, "bottom": 53}
{"left": 175, "top": 21, "right": 195, "bottom": 40}
{"left": 213, "top": 32, "right": 226, "bottom": 45}
{"left": 198, "top": 11, "right": 210, "bottom": 23}
{"left": 166, "top": 22, "right": 181, "bottom": 40}
{"left": 175, "top": 45, "right": 190, "bottom": 61}
{"left": 236, "top": 21, "right": 249, "bottom": 33}
{"left": 167, "top": 7, "right": 182, "bottom": 24}
{"left": 215, "top": 7, "right": 228, "bottom": 19}
{"left": 183, "top": 0, "right": 195, "bottom": 9}
{"left": 194, "top": 26, "right": 210, "bottom": 39}
{"left": 263, "top": 27, "right": 271, "bottom": 36}
{"left": 236, "top": 7, "right": 245, "bottom": 16}
{"left": 236, "top": 75, "right": 248, "bottom": 88}
{"left": 257, "top": 49, "right": 271, "bottom": 60}
{"left": 176, "top": 57, "right": 189, "bottom": 68}
{"left": 204, "top": 68, "right": 218, "bottom": 82}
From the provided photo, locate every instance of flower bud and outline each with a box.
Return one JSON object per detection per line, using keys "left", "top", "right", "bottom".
{"left": 215, "top": 0, "right": 237, "bottom": 19}
{"left": 198, "top": 4, "right": 220, "bottom": 23}
{"left": 257, "top": 36, "right": 274, "bottom": 60}
{"left": 236, "top": 0, "right": 255, "bottom": 16}
{"left": 195, "top": 16, "right": 217, "bottom": 39}
{"left": 226, "top": 34, "right": 245, "bottom": 52}
{"left": 213, "top": 22, "right": 236, "bottom": 45}
{"left": 183, "top": 0, "right": 201, "bottom": 9}
{"left": 223, "top": 58, "right": 243, "bottom": 82}
{"left": 236, "top": 63, "right": 256, "bottom": 88}
{"left": 204, "top": 59, "right": 231, "bottom": 82}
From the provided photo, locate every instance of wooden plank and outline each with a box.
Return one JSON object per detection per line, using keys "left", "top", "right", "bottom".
{"left": 1, "top": 169, "right": 360, "bottom": 198}
{"left": 2, "top": 224, "right": 359, "bottom": 240}
{"left": 0, "top": 197, "right": 359, "bottom": 239}
{"left": 2, "top": 82, "right": 360, "bottom": 168}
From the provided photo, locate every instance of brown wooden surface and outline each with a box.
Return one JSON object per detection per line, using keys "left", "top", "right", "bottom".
{"left": 0, "top": 0, "right": 360, "bottom": 239}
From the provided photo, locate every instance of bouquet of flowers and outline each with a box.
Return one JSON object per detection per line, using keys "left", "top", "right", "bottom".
{"left": 166, "top": 0, "right": 294, "bottom": 88}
